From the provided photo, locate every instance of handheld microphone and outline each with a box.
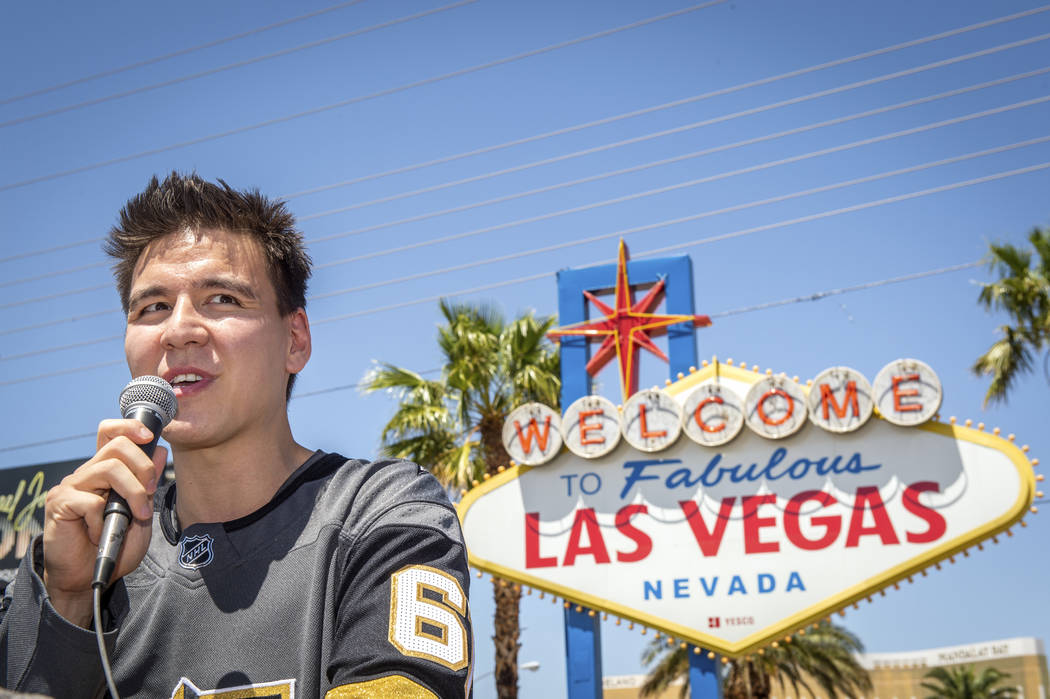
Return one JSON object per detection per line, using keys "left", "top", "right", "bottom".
{"left": 91, "top": 376, "right": 178, "bottom": 589}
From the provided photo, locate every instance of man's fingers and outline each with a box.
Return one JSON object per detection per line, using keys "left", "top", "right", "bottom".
{"left": 96, "top": 418, "right": 154, "bottom": 451}
{"left": 66, "top": 456, "right": 155, "bottom": 520}
{"left": 83, "top": 435, "right": 160, "bottom": 490}
{"left": 49, "top": 488, "right": 107, "bottom": 545}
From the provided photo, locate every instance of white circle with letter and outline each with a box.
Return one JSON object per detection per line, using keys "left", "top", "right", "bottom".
{"left": 562, "top": 395, "right": 621, "bottom": 459}
{"left": 681, "top": 383, "right": 745, "bottom": 447}
{"left": 807, "top": 366, "right": 873, "bottom": 433}
{"left": 872, "top": 358, "right": 941, "bottom": 426}
{"left": 621, "top": 389, "right": 682, "bottom": 452}
{"left": 744, "top": 375, "right": 808, "bottom": 439}
{"left": 502, "top": 402, "right": 562, "bottom": 465}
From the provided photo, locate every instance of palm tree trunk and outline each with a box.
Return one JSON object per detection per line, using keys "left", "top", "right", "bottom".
{"left": 480, "top": 413, "right": 520, "bottom": 698}
{"left": 493, "top": 581, "right": 522, "bottom": 698}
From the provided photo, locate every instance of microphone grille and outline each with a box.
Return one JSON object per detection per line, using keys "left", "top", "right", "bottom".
{"left": 119, "top": 376, "right": 178, "bottom": 426}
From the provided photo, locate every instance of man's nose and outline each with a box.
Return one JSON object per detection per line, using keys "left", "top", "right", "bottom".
{"left": 161, "top": 297, "right": 209, "bottom": 349}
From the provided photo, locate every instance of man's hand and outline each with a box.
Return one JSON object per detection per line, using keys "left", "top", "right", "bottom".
{"left": 42, "top": 419, "right": 167, "bottom": 628}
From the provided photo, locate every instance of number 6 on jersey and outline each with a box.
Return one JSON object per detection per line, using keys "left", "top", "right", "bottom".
{"left": 388, "top": 565, "right": 471, "bottom": 671}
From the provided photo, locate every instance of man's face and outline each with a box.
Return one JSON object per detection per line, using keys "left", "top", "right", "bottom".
{"left": 124, "top": 228, "right": 310, "bottom": 450}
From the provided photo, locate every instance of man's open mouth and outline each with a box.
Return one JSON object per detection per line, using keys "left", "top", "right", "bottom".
{"left": 170, "top": 373, "right": 204, "bottom": 387}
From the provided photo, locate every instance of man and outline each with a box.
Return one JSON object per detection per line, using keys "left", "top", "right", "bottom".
{"left": 1, "top": 173, "right": 474, "bottom": 698}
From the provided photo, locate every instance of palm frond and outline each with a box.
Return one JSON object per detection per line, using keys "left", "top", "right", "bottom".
{"left": 641, "top": 621, "right": 870, "bottom": 699}
{"left": 974, "top": 227, "right": 1050, "bottom": 405}
{"left": 973, "top": 326, "right": 1037, "bottom": 406}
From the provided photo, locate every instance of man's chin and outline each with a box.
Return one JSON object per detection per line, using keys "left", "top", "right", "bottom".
{"left": 163, "top": 422, "right": 221, "bottom": 451}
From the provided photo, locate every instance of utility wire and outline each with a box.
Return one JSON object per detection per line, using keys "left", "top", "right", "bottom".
{"left": 0, "top": 0, "right": 371, "bottom": 107}
{"left": 10, "top": 62, "right": 1049, "bottom": 291}
{"left": 307, "top": 159, "right": 1050, "bottom": 324}
{"left": 303, "top": 63, "right": 1050, "bottom": 236}
{"left": 634, "top": 161, "right": 1050, "bottom": 261}
{"left": 296, "top": 31, "right": 1050, "bottom": 225}
{"left": 0, "top": 0, "right": 729, "bottom": 194}
{"left": 0, "top": 359, "right": 126, "bottom": 387}
{"left": 0, "top": 261, "right": 108, "bottom": 289}
{"left": 279, "top": 4, "right": 1050, "bottom": 202}
{"left": 2, "top": 3, "right": 1044, "bottom": 264}
{"left": 309, "top": 97, "right": 1050, "bottom": 270}
{"left": 307, "top": 131, "right": 1050, "bottom": 297}
{"left": 708, "top": 261, "right": 985, "bottom": 318}
{"left": 0, "top": 239, "right": 108, "bottom": 266}
{"left": 8, "top": 109, "right": 1048, "bottom": 341}
{"left": 0, "top": 308, "right": 119, "bottom": 339}
{"left": 0, "top": 0, "right": 478, "bottom": 129}
{"left": 2, "top": 150, "right": 1042, "bottom": 386}
{"left": 0, "top": 368, "right": 444, "bottom": 453}
{"left": 5, "top": 129, "right": 1050, "bottom": 355}
{"left": 0, "top": 432, "right": 96, "bottom": 454}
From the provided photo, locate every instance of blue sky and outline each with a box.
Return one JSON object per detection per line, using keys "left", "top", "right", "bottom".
{"left": 2, "top": 1, "right": 1049, "bottom": 696}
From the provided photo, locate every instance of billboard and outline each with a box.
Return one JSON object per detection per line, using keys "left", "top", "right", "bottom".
{"left": 458, "top": 360, "right": 1035, "bottom": 656}
{"left": 0, "top": 458, "right": 84, "bottom": 581}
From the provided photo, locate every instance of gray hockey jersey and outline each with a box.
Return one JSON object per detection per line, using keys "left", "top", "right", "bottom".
{"left": 0, "top": 452, "right": 474, "bottom": 698}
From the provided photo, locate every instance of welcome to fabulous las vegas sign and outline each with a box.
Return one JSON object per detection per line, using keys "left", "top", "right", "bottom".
{"left": 456, "top": 241, "right": 1038, "bottom": 657}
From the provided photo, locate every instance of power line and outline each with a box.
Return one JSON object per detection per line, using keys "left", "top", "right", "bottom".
{"left": 1, "top": 283, "right": 111, "bottom": 310}
{"left": 0, "top": 0, "right": 371, "bottom": 107}
{"left": 304, "top": 62, "right": 1050, "bottom": 237}
{"left": 709, "top": 261, "right": 985, "bottom": 318}
{"left": 0, "top": 359, "right": 125, "bottom": 387}
{"left": 279, "top": 4, "right": 1050, "bottom": 202}
{"left": 13, "top": 63, "right": 1048, "bottom": 291}
{"left": 4, "top": 134, "right": 1049, "bottom": 356}
{"left": 0, "top": 261, "right": 108, "bottom": 289}
{"left": 0, "top": 432, "right": 96, "bottom": 454}
{"left": 3, "top": 3, "right": 1044, "bottom": 265}
{"left": 9, "top": 101, "right": 1048, "bottom": 331}
{"left": 0, "top": 238, "right": 106, "bottom": 265}
{"left": 0, "top": 0, "right": 729, "bottom": 194}
{"left": 634, "top": 161, "right": 1050, "bottom": 261}
{"left": 308, "top": 160, "right": 1050, "bottom": 324}
{"left": 0, "top": 0, "right": 478, "bottom": 129}
{"left": 0, "top": 367, "right": 445, "bottom": 453}
{"left": 1, "top": 333, "right": 124, "bottom": 362}
{"left": 1, "top": 148, "right": 1040, "bottom": 386}
{"left": 309, "top": 97, "right": 1050, "bottom": 270}
{"left": 298, "top": 32, "right": 1050, "bottom": 227}
{"left": 307, "top": 131, "right": 1050, "bottom": 297}
{"left": 0, "top": 308, "right": 120, "bottom": 338}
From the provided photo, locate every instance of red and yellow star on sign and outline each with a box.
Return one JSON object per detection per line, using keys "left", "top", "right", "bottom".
{"left": 547, "top": 240, "right": 711, "bottom": 401}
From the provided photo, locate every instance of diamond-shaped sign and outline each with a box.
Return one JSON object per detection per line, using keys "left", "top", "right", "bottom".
{"left": 457, "top": 362, "right": 1035, "bottom": 656}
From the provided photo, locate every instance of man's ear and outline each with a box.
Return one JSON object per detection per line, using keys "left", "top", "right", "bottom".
{"left": 286, "top": 308, "right": 312, "bottom": 374}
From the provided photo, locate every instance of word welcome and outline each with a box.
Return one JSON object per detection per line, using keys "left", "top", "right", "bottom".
{"left": 502, "top": 359, "right": 942, "bottom": 465}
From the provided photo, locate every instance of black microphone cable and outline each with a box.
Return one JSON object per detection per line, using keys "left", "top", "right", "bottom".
{"left": 92, "top": 376, "right": 177, "bottom": 699}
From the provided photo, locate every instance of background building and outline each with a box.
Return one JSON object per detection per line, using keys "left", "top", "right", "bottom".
{"left": 603, "top": 637, "right": 1049, "bottom": 699}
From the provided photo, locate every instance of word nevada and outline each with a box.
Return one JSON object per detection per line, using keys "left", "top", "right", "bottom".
{"left": 503, "top": 359, "right": 942, "bottom": 465}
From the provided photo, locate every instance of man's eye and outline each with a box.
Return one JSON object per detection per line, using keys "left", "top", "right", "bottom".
{"left": 210, "top": 294, "right": 240, "bottom": 305}
{"left": 141, "top": 302, "right": 169, "bottom": 314}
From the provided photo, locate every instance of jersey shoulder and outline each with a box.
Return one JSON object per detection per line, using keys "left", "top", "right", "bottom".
{"left": 318, "top": 455, "right": 463, "bottom": 548}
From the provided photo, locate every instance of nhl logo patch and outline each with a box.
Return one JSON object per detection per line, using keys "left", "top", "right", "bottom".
{"left": 178, "top": 534, "right": 215, "bottom": 570}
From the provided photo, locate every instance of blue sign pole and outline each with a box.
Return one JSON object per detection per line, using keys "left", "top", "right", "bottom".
{"left": 689, "top": 652, "right": 723, "bottom": 699}
{"left": 555, "top": 251, "right": 699, "bottom": 699}
{"left": 564, "top": 606, "right": 603, "bottom": 699}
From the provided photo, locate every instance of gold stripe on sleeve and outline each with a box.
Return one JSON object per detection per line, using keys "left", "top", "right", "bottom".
{"left": 325, "top": 675, "right": 438, "bottom": 698}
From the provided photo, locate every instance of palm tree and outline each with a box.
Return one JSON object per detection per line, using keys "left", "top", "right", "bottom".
{"left": 921, "top": 665, "right": 1018, "bottom": 699}
{"left": 640, "top": 621, "right": 872, "bottom": 699}
{"left": 363, "top": 299, "right": 560, "bottom": 699}
{"left": 973, "top": 226, "right": 1050, "bottom": 406}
